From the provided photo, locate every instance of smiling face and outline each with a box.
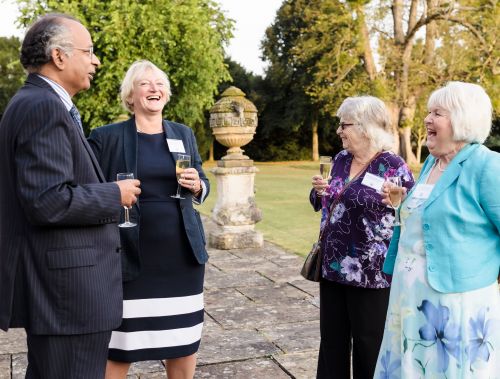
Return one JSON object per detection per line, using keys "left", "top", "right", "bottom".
{"left": 336, "top": 118, "right": 370, "bottom": 155}
{"left": 128, "top": 69, "right": 168, "bottom": 116}
{"left": 424, "top": 106, "right": 456, "bottom": 157}
{"left": 58, "top": 19, "right": 100, "bottom": 96}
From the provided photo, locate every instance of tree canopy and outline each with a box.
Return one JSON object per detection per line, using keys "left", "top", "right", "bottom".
{"left": 261, "top": 0, "right": 499, "bottom": 162}
{"left": 0, "top": 36, "right": 24, "bottom": 118}
{"left": 17, "top": 0, "right": 233, "bottom": 135}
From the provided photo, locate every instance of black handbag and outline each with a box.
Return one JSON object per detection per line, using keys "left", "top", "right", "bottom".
{"left": 300, "top": 240, "right": 323, "bottom": 281}
{"left": 301, "top": 153, "right": 381, "bottom": 282}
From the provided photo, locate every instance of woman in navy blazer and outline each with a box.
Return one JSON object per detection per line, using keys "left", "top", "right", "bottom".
{"left": 88, "top": 60, "right": 209, "bottom": 379}
{"left": 374, "top": 82, "right": 500, "bottom": 378}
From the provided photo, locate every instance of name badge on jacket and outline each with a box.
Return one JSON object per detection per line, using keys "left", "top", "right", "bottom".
{"left": 166, "top": 139, "right": 186, "bottom": 153}
{"left": 361, "top": 173, "right": 385, "bottom": 192}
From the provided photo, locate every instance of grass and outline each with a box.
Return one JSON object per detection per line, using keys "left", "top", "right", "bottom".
{"left": 196, "top": 160, "right": 422, "bottom": 257}
{"left": 195, "top": 161, "right": 321, "bottom": 257}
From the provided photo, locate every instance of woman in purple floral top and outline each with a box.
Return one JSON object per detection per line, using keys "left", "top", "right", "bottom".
{"left": 310, "top": 96, "right": 414, "bottom": 379}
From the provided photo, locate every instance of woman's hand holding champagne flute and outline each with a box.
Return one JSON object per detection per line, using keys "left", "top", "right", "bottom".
{"left": 382, "top": 176, "right": 406, "bottom": 226}
{"left": 312, "top": 156, "right": 332, "bottom": 196}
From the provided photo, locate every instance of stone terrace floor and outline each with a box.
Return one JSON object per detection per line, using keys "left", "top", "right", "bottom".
{"left": 0, "top": 217, "right": 320, "bottom": 378}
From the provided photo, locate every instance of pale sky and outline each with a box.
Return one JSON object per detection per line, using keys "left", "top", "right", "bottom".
{"left": 0, "top": 0, "right": 283, "bottom": 76}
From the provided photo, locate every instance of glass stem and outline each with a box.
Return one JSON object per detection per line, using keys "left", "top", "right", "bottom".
{"left": 394, "top": 206, "right": 401, "bottom": 225}
{"left": 124, "top": 206, "right": 130, "bottom": 223}
{"left": 176, "top": 184, "right": 181, "bottom": 197}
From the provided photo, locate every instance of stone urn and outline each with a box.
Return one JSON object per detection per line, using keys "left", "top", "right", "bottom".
{"left": 209, "top": 86, "right": 258, "bottom": 160}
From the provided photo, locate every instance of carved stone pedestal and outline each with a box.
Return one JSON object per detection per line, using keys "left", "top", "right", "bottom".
{"left": 208, "top": 86, "right": 263, "bottom": 250}
{"left": 209, "top": 162, "right": 263, "bottom": 250}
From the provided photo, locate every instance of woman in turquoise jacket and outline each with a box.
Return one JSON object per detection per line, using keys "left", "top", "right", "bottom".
{"left": 374, "top": 81, "right": 500, "bottom": 378}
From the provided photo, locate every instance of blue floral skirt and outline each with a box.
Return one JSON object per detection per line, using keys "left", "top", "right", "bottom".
{"left": 374, "top": 243, "right": 500, "bottom": 378}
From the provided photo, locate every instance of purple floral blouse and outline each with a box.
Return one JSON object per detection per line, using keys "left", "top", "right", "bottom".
{"left": 310, "top": 150, "right": 415, "bottom": 288}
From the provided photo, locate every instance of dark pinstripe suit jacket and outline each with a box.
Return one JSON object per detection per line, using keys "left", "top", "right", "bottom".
{"left": 88, "top": 118, "right": 210, "bottom": 281}
{"left": 0, "top": 74, "right": 123, "bottom": 334}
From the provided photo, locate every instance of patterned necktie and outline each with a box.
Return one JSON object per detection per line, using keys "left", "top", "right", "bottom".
{"left": 69, "top": 105, "right": 84, "bottom": 134}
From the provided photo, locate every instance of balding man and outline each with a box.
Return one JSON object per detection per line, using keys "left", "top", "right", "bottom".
{"left": 0, "top": 13, "right": 141, "bottom": 378}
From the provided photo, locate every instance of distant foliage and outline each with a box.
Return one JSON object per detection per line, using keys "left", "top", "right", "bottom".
{"left": 17, "top": 0, "right": 233, "bottom": 138}
{"left": 0, "top": 36, "right": 25, "bottom": 118}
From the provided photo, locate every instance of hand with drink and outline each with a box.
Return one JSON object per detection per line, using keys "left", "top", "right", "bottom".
{"left": 382, "top": 176, "right": 406, "bottom": 226}
{"left": 116, "top": 173, "right": 141, "bottom": 227}
{"left": 312, "top": 156, "right": 332, "bottom": 196}
{"left": 171, "top": 154, "right": 202, "bottom": 199}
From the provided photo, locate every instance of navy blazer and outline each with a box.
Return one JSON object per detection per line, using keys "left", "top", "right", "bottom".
{"left": 0, "top": 74, "right": 123, "bottom": 334}
{"left": 88, "top": 117, "right": 210, "bottom": 281}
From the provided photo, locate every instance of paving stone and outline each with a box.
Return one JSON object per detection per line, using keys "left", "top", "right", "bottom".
{"left": 195, "top": 358, "right": 291, "bottom": 379}
{"left": 260, "top": 320, "right": 320, "bottom": 353}
{"left": 206, "top": 249, "right": 240, "bottom": 263}
{"left": 204, "top": 264, "right": 273, "bottom": 289}
{"left": 12, "top": 353, "right": 27, "bottom": 379}
{"left": 237, "top": 283, "right": 312, "bottom": 303}
{"left": 0, "top": 329, "right": 26, "bottom": 354}
{"left": 267, "top": 253, "right": 304, "bottom": 268}
{"left": 273, "top": 351, "right": 318, "bottom": 379}
{"left": 0, "top": 355, "right": 10, "bottom": 379}
{"left": 256, "top": 263, "right": 306, "bottom": 284}
{"left": 207, "top": 298, "right": 318, "bottom": 330}
{"left": 209, "top": 255, "right": 269, "bottom": 272}
{"left": 129, "top": 360, "right": 165, "bottom": 375}
{"left": 289, "top": 279, "right": 320, "bottom": 297}
{"left": 205, "top": 287, "right": 249, "bottom": 310}
{"left": 198, "top": 320, "right": 279, "bottom": 365}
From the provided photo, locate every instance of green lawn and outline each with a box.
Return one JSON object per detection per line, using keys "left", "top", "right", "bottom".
{"left": 196, "top": 160, "right": 421, "bottom": 257}
{"left": 196, "top": 161, "right": 321, "bottom": 257}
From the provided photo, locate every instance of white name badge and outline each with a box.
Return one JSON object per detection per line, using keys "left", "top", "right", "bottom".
{"left": 412, "top": 183, "right": 434, "bottom": 199}
{"left": 166, "top": 139, "right": 186, "bottom": 153}
{"left": 406, "top": 183, "right": 434, "bottom": 210}
{"left": 361, "top": 173, "right": 385, "bottom": 192}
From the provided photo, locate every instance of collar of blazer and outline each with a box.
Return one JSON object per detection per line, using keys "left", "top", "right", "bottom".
{"left": 123, "top": 117, "right": 189, "bottom": 176}
{"left": 404, "top": 143, "right": 480, "bottom": 209}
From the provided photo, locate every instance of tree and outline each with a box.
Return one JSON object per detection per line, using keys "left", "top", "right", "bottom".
{"left": 368, "top": 0, "right": 499, "bottom": 163}
{"left": 17, "top": 0, "right": 233, "bottom": 141}
{"left": 261, "top": 0, "right": 335, "bottom": 161}
{"left": 263, "top": 0, "right": 498, "bottom": 163}
{"left": 0, "top": 36, "right": 25, "bottom": 118}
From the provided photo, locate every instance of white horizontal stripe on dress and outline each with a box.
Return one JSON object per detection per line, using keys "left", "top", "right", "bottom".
{"left": 122, "top": 293, "right": 203, "bottom": 318}
{"left": 109, "top": 322, "right": 203, "bottom": 350}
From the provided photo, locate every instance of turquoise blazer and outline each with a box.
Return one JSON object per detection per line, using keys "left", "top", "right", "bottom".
{"left": 383, "top": 143, "right": 500, "bottom": 293}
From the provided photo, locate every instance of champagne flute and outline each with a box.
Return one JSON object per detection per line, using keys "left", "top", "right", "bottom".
{"left": 116, "top": 172, "right": 137, "bottom": 228}
{"left": 386, "top": 176, "right": 403, "bottom": 226}
{"left": 319, "top": 156, "right": 332, "bottom": 196}
{"left": 171, "top": 154, "right": 191, "bottom": 199}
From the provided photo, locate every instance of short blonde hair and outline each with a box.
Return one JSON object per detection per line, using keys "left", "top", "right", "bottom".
{"left": 428, "top": 81, "right": 492, "bottom": 143}
{"left": 336, "top": 96, "right": 394, "bottom": 151}
{"left": 120, "top": 60, "right": 172, "bottom": 113}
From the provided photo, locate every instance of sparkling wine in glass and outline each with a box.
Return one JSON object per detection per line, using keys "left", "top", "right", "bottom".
{"left": 319, "top": 156, "right": 332, "bottom": 196}
{"left": 171, "top": 154, "right": 191, "bottom": 199}
{"left": 386, "top": 176, "right": 403, "bottom": 226}
{"left": 116, "top": 172, "right": 137, "bottom": 228}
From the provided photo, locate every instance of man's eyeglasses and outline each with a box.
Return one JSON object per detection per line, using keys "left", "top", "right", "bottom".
{"left": 338, "top": 122, "right": 358, "bottom": 131}
{"left": 72, "top": 46, "right": 94, "bottom": 59}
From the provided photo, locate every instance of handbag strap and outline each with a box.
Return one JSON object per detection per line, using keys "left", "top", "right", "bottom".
{"left": 317, "top": 151, "right": 382, "bottom": 241}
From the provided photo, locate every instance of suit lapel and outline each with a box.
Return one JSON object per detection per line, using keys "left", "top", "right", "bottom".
{"left": 424, "top": 143, "right": 479, "bottom": 209}
{"left": 123, "top": 118, "right": 138, "bottom": 175}
{"left": 27, "top": 74, "right": 107, "bottom": 182}
{"left": 78, "top": 130, "right": 106, "bottom": 182}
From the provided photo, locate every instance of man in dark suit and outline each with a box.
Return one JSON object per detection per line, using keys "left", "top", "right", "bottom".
{"left": 0, "top": 13, "right": 141, "bottom": 378}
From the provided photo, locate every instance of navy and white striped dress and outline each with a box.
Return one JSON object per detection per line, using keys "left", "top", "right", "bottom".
{"left": 108, "top": 132, "right": 204, "bottom": 362}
